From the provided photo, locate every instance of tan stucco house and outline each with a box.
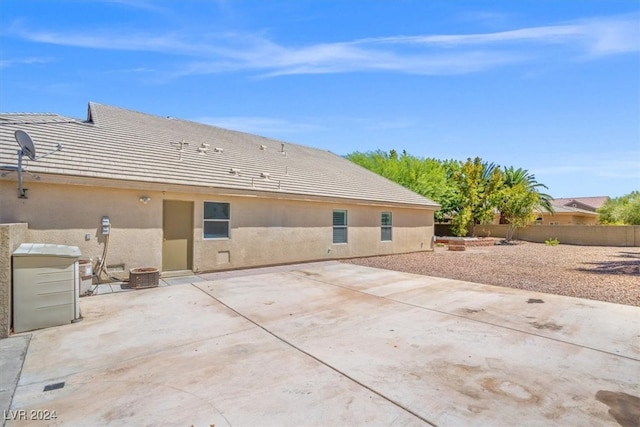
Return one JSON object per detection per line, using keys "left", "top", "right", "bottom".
{"left": 551, "top": 196, "right": 609, "bottom": 213}
{"left": 533, "top": 203, "right": 599, "bottom": 225}
{"left": 489, "top": 203, "right": 599, "bottom": 226}
{"left": 1, "top": 103, "right": 439, "bottom": 276}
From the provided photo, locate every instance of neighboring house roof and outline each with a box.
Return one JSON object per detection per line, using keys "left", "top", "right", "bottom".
{"left": 0, "top": 102, "right": 439, "bottom": 208}
{"left": 552, "top": 196, "right": 609, "bottom": 211}
{"left": 547, "top": 203, "right": 599, "bottom": 216}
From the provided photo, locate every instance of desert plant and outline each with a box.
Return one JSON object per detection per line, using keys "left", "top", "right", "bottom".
{"left": 545, "top": 238, "right": 560, "bottom": 246}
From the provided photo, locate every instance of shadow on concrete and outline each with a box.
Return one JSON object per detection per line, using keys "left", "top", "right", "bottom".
{"left": 577, "top": 251, "right": 640, "bottom": 276}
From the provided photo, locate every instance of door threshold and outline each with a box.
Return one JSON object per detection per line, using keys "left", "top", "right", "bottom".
{"left": 161, "top": 269, "right": 194, "bottom": 278}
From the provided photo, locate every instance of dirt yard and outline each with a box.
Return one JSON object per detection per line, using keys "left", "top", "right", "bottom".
{"left": 343, "top": 241, "right": 640, "bottom": 307}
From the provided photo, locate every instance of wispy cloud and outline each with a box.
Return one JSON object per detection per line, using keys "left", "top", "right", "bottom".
{"left": 359, "top": 25, "right": 582, "bottom": 46}
{"left": 5, "top": 13, "right": 639, "bottom": 77}
{"left": 0, "top": 56, "right": 52, "bottom": 68}
{"left": 6, "top": 24, "right": 198, "bottom": 55}
{"left": 357, "top": 14, "right": 639, "bottom": 57}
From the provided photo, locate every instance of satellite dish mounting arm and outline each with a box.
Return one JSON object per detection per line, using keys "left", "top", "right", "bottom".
{"left": 16, "top": 147, "right": 26, "bottom": 198}
{"left": 1, "top": 130, "right": 63, "bottom": 198}
{"left": 34, "top": 143, "right": 63, "bottom": 160}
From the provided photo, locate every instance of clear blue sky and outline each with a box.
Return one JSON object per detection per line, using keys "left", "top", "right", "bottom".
{"left": 1, "top": 1, "right": 638, "bottom": 198}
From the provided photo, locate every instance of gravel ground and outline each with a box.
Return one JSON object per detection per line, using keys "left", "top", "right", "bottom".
{"left": 343, "top": 241, "right": 640, "bottom": 307}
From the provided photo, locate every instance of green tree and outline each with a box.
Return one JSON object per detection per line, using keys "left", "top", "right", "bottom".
{"left": 498, "top": 167, "right": 554, "bottom": 240}
{"left": 597, "top": 191, "right": 640, "bottom": 225}
{"left": 498, "top": 183, "right": 540, "bottom": 241}
{"left": 346, "top": 150, "right": 459, "bottom": 222}
{"left": 450, "top": 157, "right": 504, "bottom": 237}
{"left": 502, "top": 167, "right": 553, "bottom": 215}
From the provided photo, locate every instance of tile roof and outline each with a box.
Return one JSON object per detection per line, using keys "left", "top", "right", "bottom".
{"left": 549, "top": 203, "right": 599, "bottom": 216}
{"left": 0, "top": 102, "right": 439, "bottom": 208}
{"left": 552, "top": 197, "right": 609, "bottom": 210}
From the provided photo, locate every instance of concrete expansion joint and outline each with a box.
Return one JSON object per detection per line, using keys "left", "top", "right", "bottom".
{"left": 191, "top": 283, "right": 440, "bottom": 427}
{"left": 286, "top": 271, "right": 640, "bottom": 363}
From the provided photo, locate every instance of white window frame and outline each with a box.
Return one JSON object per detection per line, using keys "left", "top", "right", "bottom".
{"left": 381, "top": 211, "right": 392, "bottom": 241}
{"left": 333, "top": 209, "right": 348, "bottom": 244}
{"left": 203, "top": 201, "right": 231, "bottom": 239}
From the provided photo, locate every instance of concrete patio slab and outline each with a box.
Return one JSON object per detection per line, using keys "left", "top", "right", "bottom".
{"left": 0, "top": 336, "right": 30, "bottom": 419}
{"left": 286, "top": 263, "right": 640, "bottom": 359}
{"left": 5, "top": 281, "right": 423, "bottom": 426}
{"left": 195, "top": 265, "right": 640, "bottom": 426}
{"left": 4, "top": 263, "right": 639, "bottom": 426}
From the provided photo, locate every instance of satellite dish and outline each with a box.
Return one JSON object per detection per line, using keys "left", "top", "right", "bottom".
{"left": 15, "top": 130, "right": 36, "bottom": 160}
{"left": 3, "top": 129, "right": 61, "bottom": 198}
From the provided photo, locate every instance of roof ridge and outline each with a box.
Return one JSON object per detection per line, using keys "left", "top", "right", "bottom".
{"left": 553, "top": 196, "right": 610, "bottom": 200}
{"left": 0, "top": 112, "right": 83, "bottom": 125}
{"left": 88, "top": 101, "right": 336, "bottom": 155}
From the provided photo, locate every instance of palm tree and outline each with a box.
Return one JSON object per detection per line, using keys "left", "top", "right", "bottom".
{"left": 502, "top": 166, "right": 554, "bottom": 215}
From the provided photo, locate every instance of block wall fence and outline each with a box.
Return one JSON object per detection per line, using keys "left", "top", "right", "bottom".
{"left": 435, "top": 224, "right": 640, "bottom": 247}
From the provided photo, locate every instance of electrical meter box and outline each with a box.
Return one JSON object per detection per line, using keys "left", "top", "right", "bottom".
{"left": 12, "top": 243, "right": 81, "bottom": 333}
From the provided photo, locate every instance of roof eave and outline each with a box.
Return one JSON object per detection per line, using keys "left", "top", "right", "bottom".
{"left": 2, "top": 172, "right": 439, "bottom": 209}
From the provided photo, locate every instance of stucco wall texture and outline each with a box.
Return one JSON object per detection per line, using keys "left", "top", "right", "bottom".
{"left": 1, "top": 182, "right": 163, "bottom": 272}
{"left": 1, "top": 181, "right": 435, "bottom": 275}
{"left": 491, "top": 213, "right": 597, "bottom": 226}
{"left": 474, "top": 224, "right": 640, "bottom": 247}
{"left": 538, "top": 214, "right": 598, "bottom": 226}
{"left": 0, "top": 223, "right": 27, "bottom": 338}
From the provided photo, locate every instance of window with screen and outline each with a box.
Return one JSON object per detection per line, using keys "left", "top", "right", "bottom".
{"left": 333, "top": 210, "right": 348, "bottom": 244}
{"left": 204, "top": 202, "right": 230, "bottom": 239}
{"left": 381, "top": 212, "right": 392, "bottom": 241}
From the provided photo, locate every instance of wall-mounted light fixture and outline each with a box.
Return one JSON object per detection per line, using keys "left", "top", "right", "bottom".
{"left": 139, "top": 196, "right": 151, "bottom": 204}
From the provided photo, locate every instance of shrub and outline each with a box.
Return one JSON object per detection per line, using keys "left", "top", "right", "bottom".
{"left": 545, "top": 238, "right": 560, "bottom": 246}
